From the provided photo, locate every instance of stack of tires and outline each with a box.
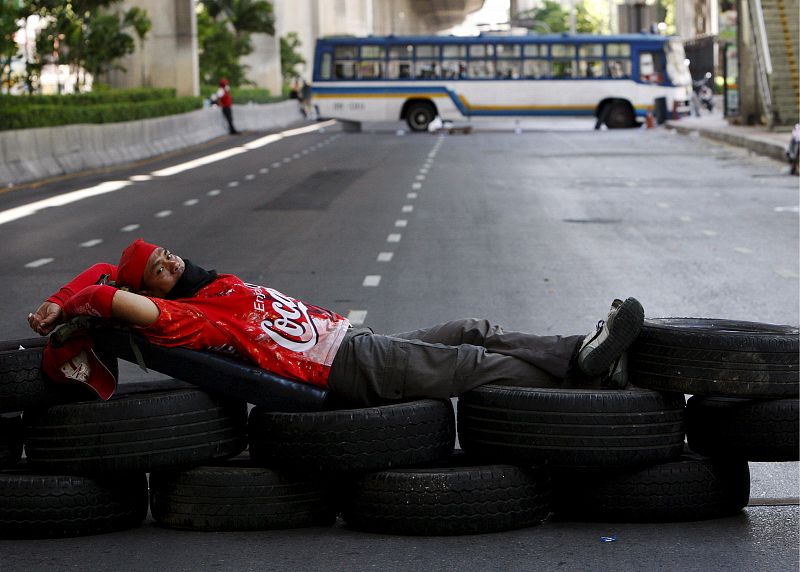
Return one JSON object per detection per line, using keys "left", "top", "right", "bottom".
{"left": 1, "top": 317, "right": 797, "bottom": 538}
{"left": 0, "top": 338, "right": 248, "bottom": 538}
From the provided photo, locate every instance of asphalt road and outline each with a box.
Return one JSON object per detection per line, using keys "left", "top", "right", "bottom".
{"left": 0, "top": 118, "right": 797, "bottom": 571}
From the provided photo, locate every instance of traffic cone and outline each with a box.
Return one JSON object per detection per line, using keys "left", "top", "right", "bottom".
{"left": 646, "top": 110, "right": 654, "bottom": 129}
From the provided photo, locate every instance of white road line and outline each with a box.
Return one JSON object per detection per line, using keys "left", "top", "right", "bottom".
{"left": 347, "top": 310, "right": 368, "bottom": 326}
{"left": 776, "top": 269, "right": 800, "bottom": 279}
{"left": 420, "top": 168, "right": 429, "bottom": 174}
{"left": 283, "top": 158, "right": 292, "bottom": 163}
{"left": 377, "top": 252, "right": 394, "bottom": 262}
{"left": 395, "top": 219, "right": 408, "bottom": 227}
{"left": 79, "top": 239, "right": 103, "bottom": 248}
{"left": 775, "top": 206, "right": 800, "bottom": 213}
{"left": 0, "top": 180, "right": 131, "bottom": 226}
{"left": 183, "top": 199, "right": 199, "bottom": 206}
{"left": 679, "top": 215, "right": 692, "bottom": 222}
{"left": 129, "top": 175, "right": 152, "bottom": 182}
{"left": 416, "top": 175, "right": 426, "bottom": 181}
{"left": 259, "top": 168, "right": 269, "bottom": 174}
{"left": 208, "top": 189, "right": 221, "bottom": 196}
{"left": 272, "top": 162, "right": 281, "bottom": 168}
{"left": 151, "top": 148, "right": 248, "bottom": 177}
{"left": 25, "top": 258, "right": 54, "bottom": 268}
{"left": 155, "top": 210, "right": 172, "bottom": 218}
{"left": 121, "top": 224, "right": 140, "bottom": 232}
{"left": 402, "top": 205, "right": 414, "bottom": 213}
{"left": 412, "top": 182, "right": 422, "bottom": 189}
{"left": 363, "top": 275, "right": 381, "bottom": 287}
{"left": 293, "top": 153, "right": 301, "bottom": 159}
{"left": 227, "top": 181, "right": 239, "bottom": 188}
{"left": 302, "top": 150, "right": 309, "bottom": 155}
{"left": 734, "top": 246, "right": 753, "bottom": 254}
{"left": 702, "top": 229, "right": 717, "bottom": 236}
{"left": 387, "top": 233, "right": 402, "bottom": 243}
{"left": 657, "top": 202, "right": 670, "bottom": 209}
{"left": 407, "top": 192, "right": 418, "bottom": 199}
{"left": 245, "top": 174, "right": 255, "bottom": 180}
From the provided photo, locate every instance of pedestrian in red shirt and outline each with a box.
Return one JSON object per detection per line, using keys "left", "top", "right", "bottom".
{"left": 211, "top": 78, "right": 240, "bottom": 135}
{"left": 29, "top": 239, "right": 644, "bottom": 406}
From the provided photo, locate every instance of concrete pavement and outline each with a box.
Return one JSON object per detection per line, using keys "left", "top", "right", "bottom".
{"left": 666, "top": 110, "right": 794, "bottom": 164}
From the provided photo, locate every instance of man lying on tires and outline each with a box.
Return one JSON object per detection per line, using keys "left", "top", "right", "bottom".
{"left": 28, "top": 238, "right": 644, "bottom": 405}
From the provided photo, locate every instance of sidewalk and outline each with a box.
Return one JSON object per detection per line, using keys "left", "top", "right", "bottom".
{"left": 665, "top": 110, "right": 792, "bottom": 163}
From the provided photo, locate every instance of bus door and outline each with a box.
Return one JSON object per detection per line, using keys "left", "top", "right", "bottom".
{"left": 314, "top": 44, "right": 334, "bottom": 82}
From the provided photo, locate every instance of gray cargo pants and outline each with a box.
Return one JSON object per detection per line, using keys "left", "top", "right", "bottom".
{"left": 327, "top": 318, "right": 587, "bottom": 406}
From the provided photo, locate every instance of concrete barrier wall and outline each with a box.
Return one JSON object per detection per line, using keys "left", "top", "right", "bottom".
{"left": 0, "top": 100, "right": 301, "bottom": 187}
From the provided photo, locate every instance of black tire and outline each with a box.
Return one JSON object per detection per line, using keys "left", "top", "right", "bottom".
{"left": 604, "top": 101, "right": 636, "bottom": 128}
{"left": 24, "top": 379, "right": 247, "bottom": 475}
{"left": 0, "top": 341, "right": 93, "bottom": 413}
{"left": 457, "top": 385, "right": 685, "bottom": 469}
{"left": 687, "top": 396, "right": 799, "bottom": 461}
{"left": 0, "top": 466, "right": 148, "bottom": 538}
{"left": 249, "top": 400, "right": 455, "bottom": 474}
{"left": 0, "top": 414, "right": 23, "bottom": 468}
{"left": 551, "top": 449, "right": 750, "bottom": 522}
{"left": 341, "top": 454, "right": 551, "bottom": 535}
{"left": 629, "top": 318, "right": 799, "bottom": 398}
{"left": 405, "top": 102, "right": 436, "bottom": 131}
{"left": 150, "top": 455, "right": 336, "bottom": 531}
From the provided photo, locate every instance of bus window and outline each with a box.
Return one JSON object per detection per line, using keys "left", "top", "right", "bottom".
{"left": 359, "top": 61, "right": 382, "bottom": 79}
{"left": 606, "top": 43, "right": 631, "bottom": 78}
{"left": 334, "top": 61, "right": 356, "bottom": 79}
{"left": 442, "top": 44, "right": 466, "bottom": 79}
{"left": 639, "top": 51, "right": 664, "bottom": 84}
{"left": 578, "top": 44, "right": 603, "bottom": 78}
{"left": 389, "top": 44, "right": 413, "bottom": 59}
{"left": 523, "top": 44, "right": 543, "bottom": 57}
{"left": 387, "top": 61, "right": 412, "bottom": 79}
{"left": 361, "top": 45, "right": 385, "bottom": 59}
{"left": 496, "top": 44, "right": 521, "bottom": 58}
{"left": 414, "top": 60, "right": 440, "bottom": 79}
{"left": 551, "top": 44, "right": 575, "bottom": 78}
{"left": 469, "top": 44, "right": 495, "bottom": 58}
{"left": 523, "top": 59, "right": 548, "bottom": 78}
{"left": 319, "top": 52, "right": 332, "bottom": 80}
{"left": 496, "top": 60, "right": 521, "bottom": 79}
{"left": 416, "top": 45, "right": 438, "bottom": 58}
{"left": 468, "top": 60, "right": 495, "bottom": 79}
{"left": 334, "top": 46, "right": 357, "bottom": 59}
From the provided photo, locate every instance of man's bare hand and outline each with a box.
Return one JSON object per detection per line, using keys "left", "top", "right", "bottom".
{"left": 28, "top": 302, "right": 64, "bottom": 335}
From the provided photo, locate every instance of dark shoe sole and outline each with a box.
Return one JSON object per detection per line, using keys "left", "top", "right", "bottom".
{"left": 581, "top": 298, "right": 644, "bottom": 376}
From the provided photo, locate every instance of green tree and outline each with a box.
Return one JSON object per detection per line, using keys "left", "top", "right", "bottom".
{"left": 0, "top": 3, "right": 25, "bottom": 91}
{"left": 198, "top": 0, "right": 274, "bottom": 87}
{"left": 280, "top": 31, "right": 305, "bottom": 83}
{"left": 27, "top": 0, "right": 150, "bottom": 92}
{"left": 518, "top": 0, "right": 602, "bottom": 34}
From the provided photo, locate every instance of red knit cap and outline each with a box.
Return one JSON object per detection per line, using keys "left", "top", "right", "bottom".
{"left": 117, "top": 238, "right": 159, "bottom": 291}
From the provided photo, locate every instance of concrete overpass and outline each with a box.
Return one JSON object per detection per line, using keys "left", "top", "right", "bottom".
{"left": 107, "top": 0, "right": 486, "bottom": 97}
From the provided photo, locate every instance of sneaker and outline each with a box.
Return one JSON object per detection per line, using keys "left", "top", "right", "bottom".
{"left": 602, "top": 352, "right": 628, "bottom": 389}
{"left": 577, "top": 297, "right": 644, "bottom": 378}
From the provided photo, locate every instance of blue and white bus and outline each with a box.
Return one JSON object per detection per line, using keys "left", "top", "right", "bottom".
{"left": 311, "top": 33, "right": 692, "bottom": 130}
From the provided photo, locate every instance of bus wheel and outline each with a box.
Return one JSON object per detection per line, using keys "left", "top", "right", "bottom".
{"left": 604, "top": 102, "right": 636, "bottom": 129}
{"left": 406, "top": 102, "right": 436, "bottom": 131}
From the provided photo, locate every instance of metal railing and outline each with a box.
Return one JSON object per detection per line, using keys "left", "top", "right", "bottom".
{"left": 750, "top": 0, "right": 774, "bottom": 123}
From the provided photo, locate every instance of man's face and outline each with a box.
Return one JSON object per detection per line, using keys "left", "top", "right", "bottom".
{"left": 140, "top": 247, "right": 184, "bottom": 298}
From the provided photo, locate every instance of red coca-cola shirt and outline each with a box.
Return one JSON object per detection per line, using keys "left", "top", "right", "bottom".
{"left": 49, "top": 266, "right": 350, "bottom": 388}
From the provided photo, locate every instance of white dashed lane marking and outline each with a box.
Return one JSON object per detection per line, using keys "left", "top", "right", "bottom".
{"left": 272, "top": 162, "right": 281, "bottom": 168}
{"left": 208, "top": 189, "right": 221, "bottom": 196}
{"left": 402, "top": 205, "right": 414, "bottom": 213}
{"left": 407, "top": 192, "right": 418, "bottom": 199}
{"left": 227, "top": 181, "right": 239, "bottom": 188}
{"left": 395, "top": 220, "right": 408, "bottom": 228}
{"left": 363, "top": 275, "right": 381, "bottom": 287}
{"left": 734, "top": 246, "right": 753, "bottom": 254}
{"left": 79, "top": 239, "right": 103, "bottom": 248}
{"left": 702, "top": 230, "right": 717, "bottom": 236}
{"left": 679, "top": 215, "right": 692, "bottom": 222}
{"left": 259, "top": 168, "right": 269, "bottom": 174}
{"left": 387, "top": 233, "right": 402, "bottom": 243}
{"left": 121, "top": 224, "right": 140, "bottom": 232}
{"left": 155, "top": 210, "right": 172, "bottom": 218}
{"left": 416, "top": 175, "right": 425, "bottom": 181}
{"left": 347, "top": 310, "right": 368, "bottom": 326}
{"left": 412, "top": 183, "right": 422, "bottom": 190}
{"left": 183, "top": 199, "right": 199, "bottom": 206}
{"left": 25, "top": 258, "right": 54, "bottom": 268}
{"left": 245, "top": 174, "right": 255, "bottom": 181}
{"left": 377, "top": 252, "right": 394, "bottom": 262}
